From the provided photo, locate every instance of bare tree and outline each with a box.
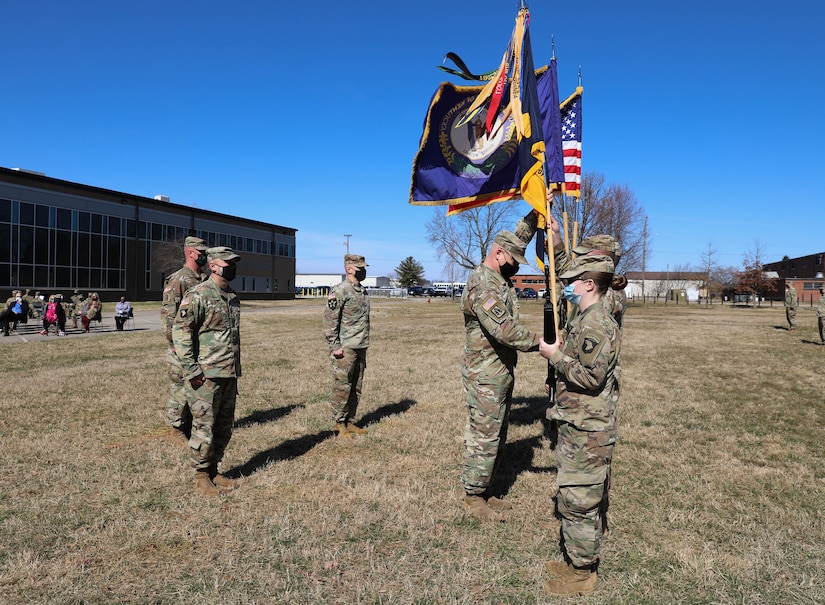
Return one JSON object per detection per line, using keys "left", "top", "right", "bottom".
{"left": 737, "top": 239, "right": 777, "bottom": 307}
{"left": 553, "top": 172, "right": 646, "bottom": 273}
{"left": 425, "top": 201, "right": 521, "bottom": 272}
{"left": 699, "top": 239, "right": 718, "bottom": 304}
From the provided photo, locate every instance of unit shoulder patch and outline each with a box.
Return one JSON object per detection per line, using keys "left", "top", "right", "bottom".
{"left": 327, "top": 294, "right": 338, "bottom": 310}
{"left": 481, "top": 295, "right": 507, "bottom": 322}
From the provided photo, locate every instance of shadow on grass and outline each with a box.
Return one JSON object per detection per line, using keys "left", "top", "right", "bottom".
{"left": 802, "top": 339, "right": 824, "bottom": 346}
{"left": 488, "top": 396, "right": 556, "bottom": 498}
{"left": 227, "top": 398, "right": 417, "bottom": 479}
{"left": 234, "top": 404, "right": 303, "bottom": 428}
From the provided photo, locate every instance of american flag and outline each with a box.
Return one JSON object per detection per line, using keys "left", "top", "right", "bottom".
{"left": 560, "top": 89, "right": 582, "bottom": 197}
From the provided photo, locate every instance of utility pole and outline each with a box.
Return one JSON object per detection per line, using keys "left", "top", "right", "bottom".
{"left": 641, "top": 215, "right": 647, "bottom": 303}
{"left": 343, "top": 234, "right": 352, "bottom": 254}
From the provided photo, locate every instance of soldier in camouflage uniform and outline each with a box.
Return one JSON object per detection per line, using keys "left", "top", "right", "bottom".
{"left": 323, "top": 254, "right": 371, "bottom": 437}
{"left": 538, "top": 254, "right": 621, "bottom": 597}
{"left": 817, "top": 288, "right": 825, "bottom": 345}
{"left": 160, "top": 236, "right": 209, "bottom": 445}
{"left": 460, "top": 211, "right": 540, "bottom": 522}
{"left": 784, "top": 283, "right": 798, "bottom": 331}
{"left": 69, "top": 290, "right": 85, "bottom": 328}
{"left": 172, "top": 246, "right": 241, "bottom": 496}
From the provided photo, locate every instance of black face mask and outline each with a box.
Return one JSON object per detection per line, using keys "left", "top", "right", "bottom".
{"left": 500, "top": 261, "right": 519, "bottom": 280}
{"left": 219, "top": 264, "right": 237, "bottom": 282}
{"left": 195, "top": 253, "right": 208, "bottom": 267}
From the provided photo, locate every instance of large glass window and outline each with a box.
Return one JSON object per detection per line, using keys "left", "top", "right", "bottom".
{"left": 35, "top": 204, "right": 49, "bottom": 227}
{"left": 0, "top": 198, "right": 11, "bottom": 222}
{"left": 19, "top": 202, "right": 34, "bottom": 226}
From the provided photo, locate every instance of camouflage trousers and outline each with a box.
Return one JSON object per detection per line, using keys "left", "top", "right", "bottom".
{"left": 187, "top": 376, "right": 237, "bottom": 471}
{"left": 786, "top": 306, "right": 797, "bottom": 328}
{"left": 555, "top": 421, "right": 616, "bottom": 568}
{"left": 330, "top": 348, "right": 366, "bottom": 424}
{"left": 460, "top": 369, "right": 514, "bottom": 496}
{"left": 166, "top": 348, "right": 192, "bottom": 431}
{"left": 819, "top": 317, "right": 825, "bottom": 343}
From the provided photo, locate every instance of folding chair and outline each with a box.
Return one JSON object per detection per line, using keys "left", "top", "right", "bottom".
{"left": 126, "top": 308, "right": 135, "bottom": 330}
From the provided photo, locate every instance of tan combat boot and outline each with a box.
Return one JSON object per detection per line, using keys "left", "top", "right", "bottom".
{"left": 195, "top": 471, "right": 220, "bottom": 496}
{"left": 335, "top": 422, "right": 354, "bottom": 438}
{"left": 486, "top": 496, "right": 512, "bottom": 512}
{"left": 463, "top": 494, "right": 505, "bottom": 522}
{"left": 209, "top": 466, "right": 238, "bottom": 493}
{"left": 543, "top": 565, "right": 597, "bottom": 596}
{"left": 346, "top": 422, "right": 368, "bottom": 435}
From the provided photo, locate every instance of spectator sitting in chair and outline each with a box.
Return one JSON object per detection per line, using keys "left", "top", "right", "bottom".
{"left": 81, "top": 293, "right": 102, "bottom": 333}
{"left": 115, "top": 296, "right": 132, "bottom": 331}
{"left": 1, "top": 291, "right": 30, "bottom": 335}
{"left": 40, "top": 295, "right": 67, "bottom": 336}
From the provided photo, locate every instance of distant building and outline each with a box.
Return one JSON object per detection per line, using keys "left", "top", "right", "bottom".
{"left": 763, "top": 253, "right": 825, "bottom": 279}
{"left": 624, "top": 271, "right": 706, "bottom": 302}
{"left": 0, "top": 166, "right": 296, "bottom": 301}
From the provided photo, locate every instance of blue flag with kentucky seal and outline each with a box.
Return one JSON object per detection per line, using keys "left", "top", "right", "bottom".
{"left": 408, "top": 80, "right": 521, "bottom": 212}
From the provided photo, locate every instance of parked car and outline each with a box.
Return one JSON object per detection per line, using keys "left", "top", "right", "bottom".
{"left": 514, "top": 287, "right": 522, "bottom": 298}
{"left": 407, "top": 286, "right": 425, "bottom": 296}
{"left": 538, "top": 289, "right": 547, "bottom": 299}
{"left": 521, "top": 287, "right": 538, "bottom": 299}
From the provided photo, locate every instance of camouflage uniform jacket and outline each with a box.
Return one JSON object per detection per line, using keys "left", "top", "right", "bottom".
{"left": 817, "top": 295, "right": 825, "bottom": 318}
{"left": 161, "top": 266, "right": 206, "bottom": 345}
{"left": 547, "top": 301, "right": 621, "bottom": 432}
{"left": 323, "top": 280, "right": 370, "bottom": 351}
{"left": 785, "top": 288, "right": 798, "bottom": 309}
{"left": 461, "top": 264, "right": 538, "bottom": 378}
{"left": 172, "top": 278, "right": 241, "bottom": 380}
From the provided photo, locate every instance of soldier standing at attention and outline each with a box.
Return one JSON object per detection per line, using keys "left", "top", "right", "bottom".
{"left": 460, "top": 211, "right": 540, "bottom": 522}
{"left": 323, "top": 254, "right": 371, "bottom": 437}
{"left": 816, "top": 288, "right": 825, "bottom": 345}
{"left": 172, "top": 246, "right": 241, "bottom": 496}
{"left": 538, "top": 255, "right": 621, "bottom": 597}
{"left": 160, "top": 236, "right": 209, "bottom": 445}
{"left": 785, "top": 282, "right": 798, "bottom": 331}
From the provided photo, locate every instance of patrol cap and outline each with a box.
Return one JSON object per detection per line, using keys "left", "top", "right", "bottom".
{"left": 559, "top": 254, "right": 615, "bottom": 280}
{"left": 184, "top": 236, "right": 208, "bottom": 250}
{"left": 573, "top": 234, "right": 621, "bottom": 257}
{"left": 493, "top": 230, "right": 528, "bottom": 265}
{"left": 345, "top": 254, "right": 368, "bottom": 268}
{"left": 207, "top": 246, "right": 241, "bottom": 262}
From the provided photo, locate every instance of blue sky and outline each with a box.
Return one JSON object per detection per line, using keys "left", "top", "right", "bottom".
{"left": 2, "top": 1, "right": 823, "bottom": 280}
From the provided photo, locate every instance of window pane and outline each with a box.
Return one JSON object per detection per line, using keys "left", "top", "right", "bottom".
{"left": 0, "top": 198, "right": 11, "bottom": 222}
{"left": 90, "top": 234, "right": 103, "bottom": 267}
{"left": 78, "top": 212, "right": 90, "bottom": 233}
{"left": 35, "top": 227, "right": 50, "bottom": 264}
{"left": 56, "top": 231, "right": 72, "bottom": 262}
{"left": 19, "top": 226, "right": 34, "bottom": 263}
{"left": 56, "top": 266, "right": 71, "bottom": 287}
{"left": 107, "top": 269, "right": 121, "bottom": 289}
{"left": 90, "top": 213, "right": 103, "bottom": 234}
{"left": 151, "top": 223, "right": 162, "bottom": 241}
{"left": 35, "top": 205, "right": 49, "bottom": 227}
{"left": 18, "top": 264, "right": 33, "bottom": 287}
{"left": 19, "top": 202, "right": 34, "bottom": 226}
{"left": 107, "top": 236, "right": 121, "bottom": 267}
{"left": 0, "top": 263, "right": 9, "bottom": 287}
{"left": 35, "top": 265, "right": 49, "bottom": 287}
{"left": 77, "top": 233, "right": 90, "bottom": 266}
{"left": 56, "top": 208, "right": 71, "bottom": 230}
{"left": 77, "top": 268, "right": 90, "bottom": 288}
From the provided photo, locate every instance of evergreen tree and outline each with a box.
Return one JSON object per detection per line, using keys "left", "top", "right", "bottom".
{"left": 395, "top": 256, "right": 425, "bottom": 286}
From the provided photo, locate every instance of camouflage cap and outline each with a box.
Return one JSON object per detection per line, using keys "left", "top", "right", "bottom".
{"left": 207, "top": 246, "right": 241, "bottom": 262}
{"left": 573, "top": 234, "right": 621, "bottom": 257}
{"left": 493, "top": 230, "right": 528, "bottom": 265}
{"left": 345, "top": 254, "right": 368, "bottom": 268}
{"left": 559, "top": 254, "right": 615, "bottom": 280}
{"left": 184, "top": 236, "right": 208, "bottom": 251}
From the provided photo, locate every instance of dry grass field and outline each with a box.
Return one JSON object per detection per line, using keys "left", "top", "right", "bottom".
{"left": 1, "top": 298, "right": 823, "bottom": 604}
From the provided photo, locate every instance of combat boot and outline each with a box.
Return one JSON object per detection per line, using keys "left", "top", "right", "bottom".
{"left": 209, "top": 465, "right": 238, "bottom": 493}
{"left": 195, "top": 471, "right": 220, "bottom": 496}
{"left": 463, "top": 494, "right": 505, "bottom": 522}
{"left": 545, "top": 560, "right": 576, "bottom": 578}
{"left": 335, "top": 422, "right": 354, "bottom": 438}
{"left": 346, "top": 422, "right": 368, "bottom": 435}
{"left": 486, "top": 495, "right": 512, "bottom": 512}
{"left": 543, "top": 565, "right": 597, "bottom": 596}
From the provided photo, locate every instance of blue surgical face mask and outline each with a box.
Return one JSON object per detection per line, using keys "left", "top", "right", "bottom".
{"left": 563, "top": 282, "right": 582, "bottom": 305}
